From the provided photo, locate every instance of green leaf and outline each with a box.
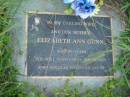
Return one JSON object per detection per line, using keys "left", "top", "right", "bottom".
{"left": 64, "top": 8, "right": 73, "bottom": 15}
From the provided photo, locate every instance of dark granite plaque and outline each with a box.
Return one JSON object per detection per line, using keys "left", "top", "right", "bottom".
{"left": 26, "top": 13, "right": 113, "bottom": 77}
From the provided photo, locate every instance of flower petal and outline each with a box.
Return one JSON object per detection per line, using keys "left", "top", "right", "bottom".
{"left": 71, "top": 0, "right": 97, "bottom": 19}
{"left": 75, "top": 11, "right": 89, "bottom": 19}
{"left": 64, "top": 0, "right": 75, "bottom": 4}
{"left": 90, "top": 0, "right": 96, "bottom": 3}
{"left": 87, "top": 0, "right": 96, "bottom": 3}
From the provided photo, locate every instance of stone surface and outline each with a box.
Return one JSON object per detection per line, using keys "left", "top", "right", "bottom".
{"left": 15, "top": 0, "right": 124, "bottom": 91}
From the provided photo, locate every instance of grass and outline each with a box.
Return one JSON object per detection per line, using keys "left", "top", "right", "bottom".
{"left": 0, "top": 0, "right": 130, "bottom": 97}
{"left": 118, "top": 0, "right": 130, "bottom": 89}
{"left": 0, "top": 0, "right": 23, "bottom": 97}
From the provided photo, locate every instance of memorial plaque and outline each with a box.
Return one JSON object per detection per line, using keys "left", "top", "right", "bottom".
{"left": 26, "top": 13, "right": 113, "bottom": 77}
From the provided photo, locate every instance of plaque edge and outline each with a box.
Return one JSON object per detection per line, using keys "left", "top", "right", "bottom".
{"left": 24, "top": 11, "right": 115, "bottom": 79}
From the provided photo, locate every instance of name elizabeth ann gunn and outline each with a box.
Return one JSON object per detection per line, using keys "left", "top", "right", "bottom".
{"left": 36, "top": 20, "right": 105, "bottom": 45}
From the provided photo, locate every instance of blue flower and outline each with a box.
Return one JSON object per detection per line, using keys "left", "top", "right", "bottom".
{"left": 71, "top": 0, "right": 96, "bottom": 19}
{"left": 64, "top": 0, "right": 75, "bottom": 4}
